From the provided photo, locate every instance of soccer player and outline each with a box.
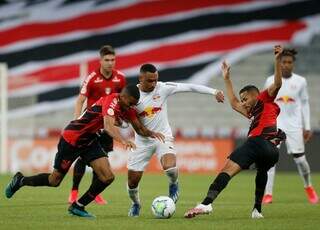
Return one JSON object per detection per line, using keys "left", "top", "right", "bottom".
{"left": 127, "top": 64, "right": 225, "bottom": 217}
{"left": 184, "top": 45, "right": 285, "bottom": 219}
{"left": 5, "top": 85, "right": 163, "bottom": 218}
{"left": 70, "top": 45, "right": 127, "bottom": 205}
{"left": 262, "top": 48, "right": 319, "bottom": 204}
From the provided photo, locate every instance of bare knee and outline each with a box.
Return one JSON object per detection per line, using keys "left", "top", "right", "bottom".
{"left": 128, "top": 171, "right": 142, "bottom": 188}
{"left": 48, "top": 173, "right": 64, "bottom": 187}
{"left": 97, "top": 171, "right": 115, "bottom": 184}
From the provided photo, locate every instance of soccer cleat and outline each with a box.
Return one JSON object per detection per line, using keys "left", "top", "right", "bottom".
{"left": 68, "top": 202, "right": 95, "bottom": 218}
{"left": 305, "top": 186, "right": 319, "bottom": 204}
{"left": 5, "top": 172, "right": 24, "bottom": 198}
{"left": 94, "top": 194, "right": 107, "bottom": 205}
{"left": 184, "top": 203, "right": 213, "bottom": 218}
{"left": 169, "top": 182, "right": 179, "bottom": 203}
{"left": 262, "top": 194, "right": 273, "bottom": 204}
{"left": 128, "top": 203, "right": 141, "bottom": 217}
{"left": 251, "top": 208, "right": 264, "bottom": 219}
{"left": 68, "top": 190, "right": 78, "bottom": 204}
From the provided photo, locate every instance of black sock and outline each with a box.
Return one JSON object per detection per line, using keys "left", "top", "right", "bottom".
{"left": 77, "top": 176, "right": 114, "bottom": 206}
{"left": 21, "top": 173, "right": 50, "bottom": 186}
{"left": 254, "top": 170, "right": 268, "bottom": 213}
{"left": 72, "top": 158, "right": 86, "bottom": 190}
{"left": 202, "top": 172, "right": 231, "bottom": 205}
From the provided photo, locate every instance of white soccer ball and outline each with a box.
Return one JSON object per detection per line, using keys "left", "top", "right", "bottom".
{"left": 151, "top": 196, "right": 176, "bottom": 219}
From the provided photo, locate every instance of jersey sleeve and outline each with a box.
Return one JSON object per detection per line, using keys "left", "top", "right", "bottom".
{"left": 120, "top": 74, "right": 127, "bottom": 90}
{"left": 258, "top": 89, "right": 276, "bottom": 102}
{"left": 123, "top": 108, "right": 138, "bottom": 121}
{"left": 80, "top": 73, "right": 95, "bottom": 97}
{"left": 300, "top": 79, "right": 311, "bottom": 130}
{"left": 162, "top": 82, "right": 217, "bottom": 97}
{"left": 101, "top": 96, "right": 116, "bottom": 118}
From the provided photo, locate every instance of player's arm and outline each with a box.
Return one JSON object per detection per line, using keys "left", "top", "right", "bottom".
{"left": 300, "top": 79, "right": 312, "bottom": 142}
{"left": 221, "top": 60, "right": 249, "bottom": 118}
{"left": 74, "top": 94, "right": 87, "bottom": 119}
{"left": 164, "top": 82, "right": 224, "bottom": 103}
{"left": 267, "top": 45, "right": 283, "bottom": 97}
{"left": 129, "top": 117, "right": 165, "bottom": 142}
{"left": 103, "top": 115, "right": 136, "bottom": 150}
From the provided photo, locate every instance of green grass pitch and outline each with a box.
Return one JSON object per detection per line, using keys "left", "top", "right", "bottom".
{"left": 0, "top": 172, "right": 319, "bottom": 230}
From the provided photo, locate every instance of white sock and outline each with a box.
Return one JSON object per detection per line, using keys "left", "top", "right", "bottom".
{"left": 164, "top": 167, "right": 178, "bottom": 184}
{"left": 127, "top": 184, "right": 140, "bottom": 204}
{"left": 265, "top": 166, "right": 276, "bottom": 195}
{"left": 293, "top": 155, "right": 312, "bottom": 187}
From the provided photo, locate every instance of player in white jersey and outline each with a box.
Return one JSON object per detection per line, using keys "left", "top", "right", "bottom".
{"left": 127, "top": 64, "right": 225, "bottom": 217}
{"left": 263, "top": 48, "right": 318, "bottom": 204}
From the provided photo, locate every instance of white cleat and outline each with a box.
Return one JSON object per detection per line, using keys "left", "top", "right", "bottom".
{"left": 251, "top": 208, "right": 264, "bottom": 219}
{"left": 184, "top": 203, "right": 213, "bottom": 218}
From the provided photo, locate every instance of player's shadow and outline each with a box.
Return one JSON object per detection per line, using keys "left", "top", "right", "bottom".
{"left": 1, "top": 202, "right": 67, "bottom": 208}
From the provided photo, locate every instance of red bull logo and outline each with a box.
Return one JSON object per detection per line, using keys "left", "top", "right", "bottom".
{"left": 276, "top": 96, "right": 295, "bottom": 104}
{"left": 139, "top": 106, "right": 162, "bottom": 118}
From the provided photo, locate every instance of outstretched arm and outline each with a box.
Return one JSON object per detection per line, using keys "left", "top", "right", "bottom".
{"left": 267, "top": 45, "right": 283, "bottom": 97}
{"left": 130, "top": 118, "right": 165, "bottom": 142}
{"left": 221, "top": 60, "right": 249, "bottom": 118}
{"left": 165, "top": 82, "right": 224, "bottom": 103}
{"left": 103, "top": 115, "right": 136, "bottom": 150}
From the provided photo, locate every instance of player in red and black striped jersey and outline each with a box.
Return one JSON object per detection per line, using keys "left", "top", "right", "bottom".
{"left": 5, "top": 85, "right": 164, "bottom": 218}
{"left": 185, "top": 45, "right": 286, "bottom": 219}
{"left": 70, "top": 45, "right": 126, "bottom": 205}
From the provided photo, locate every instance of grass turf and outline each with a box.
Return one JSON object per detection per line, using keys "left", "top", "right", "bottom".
{"left": 0, "top": 172, "right": 319, "bottom": 230}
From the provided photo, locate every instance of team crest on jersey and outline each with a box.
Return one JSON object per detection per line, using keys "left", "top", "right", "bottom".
{"left": 105, "top": 87, "right": 111, "bottom": 94}
{"left": 153, "top": 94, "right": 161, "bottom": 100}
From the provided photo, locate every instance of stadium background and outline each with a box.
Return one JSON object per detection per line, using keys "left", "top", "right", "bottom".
{"left": 0, "top": 1, "right": 320, "bottom": 174}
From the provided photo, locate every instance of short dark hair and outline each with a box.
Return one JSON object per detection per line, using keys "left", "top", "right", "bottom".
{"left": 140, "top": 63, "right": 157, "bottom": 73}
{"left": 99, "top": 45, "right": 115, "bottom": 57}
{"left": 281, "top": 48, "right": 297, "bottom": 61}
{"left": 239, "top": 85, "right": 259, "bottom": 95}
{"left": 124, "top": 84, "right": 140, "bottom": 101}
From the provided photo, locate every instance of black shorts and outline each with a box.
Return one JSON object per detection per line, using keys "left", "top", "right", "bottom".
{"left": 228, "top": 136, "right": 279, "bottom": 170}
{"left": 53, "top": 137, "right": 109, "bottom": 174}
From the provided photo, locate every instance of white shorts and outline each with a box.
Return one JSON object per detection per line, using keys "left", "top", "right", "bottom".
{"left": 282, "top": 130, "right": 305, "bottom": 154}
{"left": 127, "top": 140, "right": 176, "bottom": 171}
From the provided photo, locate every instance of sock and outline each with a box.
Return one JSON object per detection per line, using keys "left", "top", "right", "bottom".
{"left": 21, "top": 173, "right": 50, "bottom": 186}
{"left": 164, "top": 167, "right": 178, "bottom": 184}
{"left": 265, "top": 166, "right": 276, "bottom": 195}
{"left": 127, "top": 184, "right": 140, "bottom": 204}
{"left": 293, "top": 155, "right": 312, "bottom": 187}
{"left": 72, "top": 158, "right": 86, "bottom": 190}
{"left": 202, "top": 172, "right": 231, "bottom": 205}
{"left": 77, "top": 176, "right": 113, "bottom": 206}
{"left": 254, "top": 170, "right": 268, "bottom": 213}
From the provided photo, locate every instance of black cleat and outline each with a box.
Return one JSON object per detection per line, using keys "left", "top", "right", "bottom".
{"left": 5, "top": 172, "right": 24, "bottom": 198}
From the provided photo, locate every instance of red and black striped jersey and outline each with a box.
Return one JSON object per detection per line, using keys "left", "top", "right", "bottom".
{"left": 247, "top": 90, "right": 281, "bottom": 140}
{"left": 62, "top": 93, "right": 136, "bottom": 147}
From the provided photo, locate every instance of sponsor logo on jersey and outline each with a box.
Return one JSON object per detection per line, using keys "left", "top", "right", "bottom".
{"left": 94, "top": 77, "right": 103, "bottom": 83}
{"left": 112, "top": 76, "right": 121, "bottom": 82}
{"left": 138, "top": 106, "right": 161, "bottom": 118}
{"left": 276, "top": 96, "right": 295, "bottom": 104}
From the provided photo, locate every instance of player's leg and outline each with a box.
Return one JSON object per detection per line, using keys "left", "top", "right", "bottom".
{"left": 127, "top": 144, "right": 154, "bottom": 217}
{"left": 252, "top": 169, "right": 268, "bottom": 218}
{"left": 262, "top": 165, "right": 275, "bottom": 204}
{"left": 157, "top": 140, "right": 179, "bottom": 203}
{"left": 184, "top": 159, "right": 241, "bottom": 218}
{"left": 91, "top": 172, "right": 107, "bottom": 205}
{"left": 127, "top": 170, "right": 143, "bottom": 217}
{"left": 69, "top": 156, "right": 114, "bottom": 218}
{"left": 68, "top": 157, "right": 86, "bottom": 203}
{"left": 287, "top": 130, "right": 318, "bottom": 203}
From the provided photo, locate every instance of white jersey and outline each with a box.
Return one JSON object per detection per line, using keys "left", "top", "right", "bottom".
{"left": 134, "top": 81, "right": 217, "bottom": 145}
{"left": 264, "top": 73, "right": 310, "bottom": 132}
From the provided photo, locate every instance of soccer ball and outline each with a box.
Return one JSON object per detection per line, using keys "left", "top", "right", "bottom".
{"left": 151, "top": 196, "right": 176, "bottom": 219}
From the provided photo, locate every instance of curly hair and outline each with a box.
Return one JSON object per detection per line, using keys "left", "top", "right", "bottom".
{"left": 281, "top": 48, "right": 298, "bottom": 61}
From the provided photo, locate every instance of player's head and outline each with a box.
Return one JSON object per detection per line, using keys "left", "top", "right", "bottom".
{"left": 239, "top": 85, "right": 260, "bottom": 112}
{"left": 119, "top": 85, "right": 140, "bottom": 109}
{"left": 99, "top": 45, "right": 116, "bottom": 73}
{"left": 280, "top": 48, "right": 297, "bottom": 78}
{"left": 139, "top": 63, "right": 158, "bottom": 92}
